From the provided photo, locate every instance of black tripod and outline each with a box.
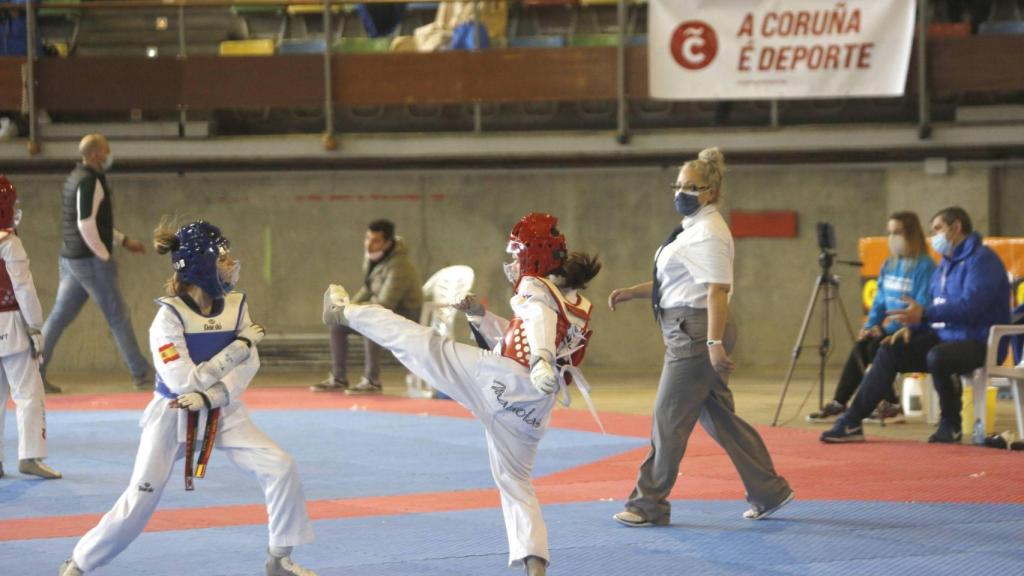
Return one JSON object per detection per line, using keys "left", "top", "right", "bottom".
{"left": 771, "top": 250, "right": 861, "bottom": 426}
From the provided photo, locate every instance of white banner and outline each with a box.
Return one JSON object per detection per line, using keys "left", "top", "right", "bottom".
{"left": 649, "top": 0, "right": 917, "bottom": 100}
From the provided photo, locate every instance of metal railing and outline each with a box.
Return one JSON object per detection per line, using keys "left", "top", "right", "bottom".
{"left": 7, "top": 1, "right": 1012, "bottom": 157}
{"left": 1, "top": 0, "right": 637, "bottom": 153}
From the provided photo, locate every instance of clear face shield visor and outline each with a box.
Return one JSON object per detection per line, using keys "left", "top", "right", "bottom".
{"left": 216, "top": 243, "right": 240, "bottom": 291}
{"left": 503, "top": 240, "right": 525, "bottom": 284}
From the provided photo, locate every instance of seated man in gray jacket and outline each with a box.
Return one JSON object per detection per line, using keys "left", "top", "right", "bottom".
{"left": 313, "top": 219, "right": 422, "bottom": 394}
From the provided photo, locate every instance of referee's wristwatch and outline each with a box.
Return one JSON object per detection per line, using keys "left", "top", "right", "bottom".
{"left": 707, "top": 339, "right": 722, "bottom": 347}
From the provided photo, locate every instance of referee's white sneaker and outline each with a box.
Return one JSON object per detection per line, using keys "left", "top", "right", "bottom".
{"left": 612, "top": 510, "right": 669, "bottom": 527}
{"left": 743, "top": 490, "right": 795, "bottom": 520}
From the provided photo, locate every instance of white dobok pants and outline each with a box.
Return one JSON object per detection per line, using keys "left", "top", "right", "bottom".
{"left": 72, "top": 399, "right": 314, "bottom": 572}
{"left": 347, "top": 303, "right": 557, "bottom": 567}
{"left": 0, "top": 348, "right": 47, "bottom": 462}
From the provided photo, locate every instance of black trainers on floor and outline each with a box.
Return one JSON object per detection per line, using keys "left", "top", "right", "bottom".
{"left": 806, "top": 400, "right": 846, "bottom": 423}
{"left": 42, "top": 378, "right": 63, "bottom": 394}
{"left": 310, "top": 376, "right": 347, "bottom": 392}
{"left": 983, "top": 433, "right": 1009, "bottom": 449}
{"left": 820, "top": 419, "right": 865, "bottom": 443}
{"left": 344, "top": 378, "right": 382, "bottom": 395}
{"left": 928, "top": 422, "right": 963, "bottom": 444}
{"left": 865, "top": 400, "right": 906, "bottom": 425}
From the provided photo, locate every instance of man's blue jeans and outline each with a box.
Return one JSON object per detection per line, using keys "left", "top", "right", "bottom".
{"left": 41, "top": 256, "right": 149, "bottom": 381}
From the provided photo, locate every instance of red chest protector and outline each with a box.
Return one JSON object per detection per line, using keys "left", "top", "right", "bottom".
{"left": 500, "top": 276, "right": 593, "bottom": 372}
{"left": 0, "top": 264, "right": 17, "bottom": 313}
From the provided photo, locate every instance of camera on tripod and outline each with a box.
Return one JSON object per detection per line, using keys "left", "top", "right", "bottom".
{"left": 817, "top": 222, "right": 836, "bottom": 270}
{"left": 771, "top": 221, "right": 863, "bottom": 426}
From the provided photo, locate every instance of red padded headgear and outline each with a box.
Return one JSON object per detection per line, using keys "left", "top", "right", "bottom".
{"left": 0, "top": 175, "right": 17, "bottom": 230}
{"left": 507, "top": 212, "right": 567, "bottom": 285}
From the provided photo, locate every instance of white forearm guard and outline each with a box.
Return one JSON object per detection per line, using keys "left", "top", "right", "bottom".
{"left": 204, "top": 381, "right": 230, "bottom": 409}
{"left": 196, "top": 339, "right": 251, "bottom": 388}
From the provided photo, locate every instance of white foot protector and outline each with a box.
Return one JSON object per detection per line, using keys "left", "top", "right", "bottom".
{"left": 321, "top": 284, "right": 350, "bottom": 326}
{"left": 20, "top": 458, "right": 62, "bottom": 479}
{"left": 58, "top": 559, "right": 83, "bottom": 576}
{"left": 266, "top": 553, "right": 318, "bottom": 576}
{"left": 524, "top": 555, "right": 547, "bottom": 576}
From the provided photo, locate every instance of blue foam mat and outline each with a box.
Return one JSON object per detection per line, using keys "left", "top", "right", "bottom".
{"left": 2, "top": 409, "right": 644, "bottom": 519}
{"left": 3, "top": 500, "right": 1023, "bottom": 575}
{"left": 5, "top": 410, "right": 1024, "bottom": 575}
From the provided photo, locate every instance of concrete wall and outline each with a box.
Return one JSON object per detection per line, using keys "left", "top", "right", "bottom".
{"left": 8, "top": 161, "right": 1006, "bottom": 376}
{"left": 996, "top": 166, "right": 1024, "bottom": 237}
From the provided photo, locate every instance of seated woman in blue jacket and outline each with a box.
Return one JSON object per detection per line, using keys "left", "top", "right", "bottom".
{"left": 821, "top": 206, "right": 1009, "bottom": 444}
{"left": 808, "top": 212, "right": 935, "bottom": 424}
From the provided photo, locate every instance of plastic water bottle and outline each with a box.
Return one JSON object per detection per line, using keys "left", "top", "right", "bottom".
{"left": 972, "top": 418, "right": 985, "bottom": 445}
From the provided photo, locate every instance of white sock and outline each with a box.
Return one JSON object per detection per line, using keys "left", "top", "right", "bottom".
{"left": 269, "top": 546, "right": 292, "bottom": 558}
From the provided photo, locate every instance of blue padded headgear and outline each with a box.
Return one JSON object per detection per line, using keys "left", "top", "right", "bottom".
{"left": 171, "top": 221, "right": 231, "bottom": 298}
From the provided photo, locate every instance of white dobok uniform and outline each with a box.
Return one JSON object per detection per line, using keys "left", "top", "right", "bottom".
{"left": 0, "top": 233, "right": 48, "bottom": 464}
{"left": 342, "top": 275, "right": 594, "bottom": 568}
{"left": 70, "top": 292, "right": 314, "bottom": 572}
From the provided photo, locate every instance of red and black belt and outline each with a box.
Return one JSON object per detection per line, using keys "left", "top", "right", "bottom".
{"left": 184, "top": 408, "right": 220, "bottom": 491}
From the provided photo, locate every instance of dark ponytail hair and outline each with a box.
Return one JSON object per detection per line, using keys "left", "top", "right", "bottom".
{"left": 153, "top": 216, "right": 189, "bottom": 297}
{"left": 560, "top": 251, "right": 601, "bottom": 290}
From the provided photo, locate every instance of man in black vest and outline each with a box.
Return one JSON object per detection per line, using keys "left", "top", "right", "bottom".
{"left": 40, "top": 134, "right": 150, "bottom": 393}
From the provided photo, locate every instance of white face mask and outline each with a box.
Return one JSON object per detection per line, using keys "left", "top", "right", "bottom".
{"left": 887, "top": 234, "right": 907, "bottom": 257}
{"left": 219, "top": 260, "right": 241, "bottom": 291}
{"left": 102, "top": 154, "right": 114, "bottom": 171}
{"left": 503, "top": 260, "right": 520, "bottom": 285}
{"left": 930, "top": 232, "right": 951, "bottom": 256}
{"left": 12, "top": 207, "right": 21, "bottom": 228}
{"left": 365, "top": 250, "right": 384, "bottom": 262}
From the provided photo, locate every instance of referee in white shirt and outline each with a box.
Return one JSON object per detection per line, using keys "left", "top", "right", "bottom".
{"left": 607, "top": 147, "right": 793, "bottom": 526}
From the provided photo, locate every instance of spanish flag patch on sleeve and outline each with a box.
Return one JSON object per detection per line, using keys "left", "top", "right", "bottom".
{"left": 159, "top": 343, "right": 180, "bottom": 364}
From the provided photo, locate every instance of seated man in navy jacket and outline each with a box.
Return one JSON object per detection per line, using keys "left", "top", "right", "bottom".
{"left": 822, "top": 206, "right": 1009, "bottom": 444}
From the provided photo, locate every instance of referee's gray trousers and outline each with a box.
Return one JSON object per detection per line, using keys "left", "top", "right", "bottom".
{"left": 625, "top": 306, "right": 790, "bottom": 522}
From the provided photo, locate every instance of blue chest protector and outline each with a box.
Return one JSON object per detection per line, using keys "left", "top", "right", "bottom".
{"left": 154, "top": 292, "right": 247, "bottom": 399}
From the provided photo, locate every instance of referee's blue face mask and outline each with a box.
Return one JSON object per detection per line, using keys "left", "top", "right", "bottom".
{"left": 674, "top": 190, "right": 702, "bottom": 216}
{"left": 672, "top": 182, "right": 709, "bottom": 216}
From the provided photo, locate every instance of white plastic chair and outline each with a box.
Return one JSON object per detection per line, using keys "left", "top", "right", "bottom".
{"left": 405, "top": 265, "right": 475, "bottom": 398}
{"left": 968, "top": 325, "right": 1024, "bottom": 441}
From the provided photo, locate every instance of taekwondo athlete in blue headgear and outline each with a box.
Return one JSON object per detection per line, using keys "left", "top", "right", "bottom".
{"left": 60, "top": 219, "right": 318, "bottom": 576}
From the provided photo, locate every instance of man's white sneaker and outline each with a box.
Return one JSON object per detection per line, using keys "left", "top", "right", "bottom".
{"left": 266, "top": 554, "right": 318, "bottom": 576}
{"left": 58, "top": 559, "right": 83, "bottom": 576}
{"left": 20, "top": 458, "right": 62, "bottom": 479}
{"left": 321, "top": 284, "right": 350, "bottom": 326}
{"left": 744, "top": 490, "right": 795, "bottom": 520}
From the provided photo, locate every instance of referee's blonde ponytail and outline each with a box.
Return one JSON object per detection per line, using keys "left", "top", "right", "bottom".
{"left": 683, "top": 147, "right": 727, "bottom": 196}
